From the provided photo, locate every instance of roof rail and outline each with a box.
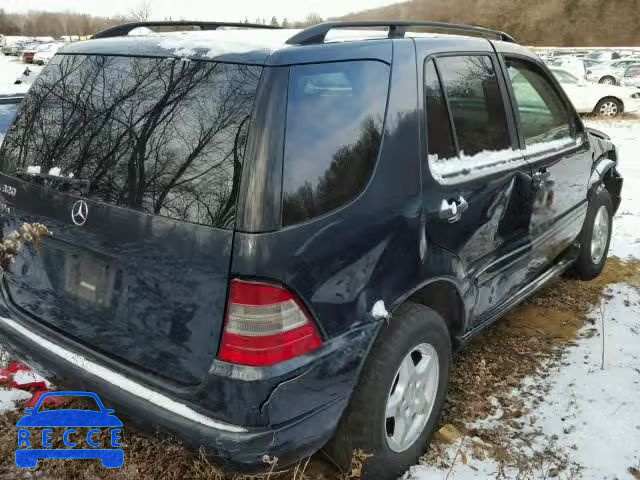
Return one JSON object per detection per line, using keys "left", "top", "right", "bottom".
{"left": 92, "top": 21, "right": 280, "bottom": 40}
{"left": 285, "top": 21, "right": 517, "bottom": 45}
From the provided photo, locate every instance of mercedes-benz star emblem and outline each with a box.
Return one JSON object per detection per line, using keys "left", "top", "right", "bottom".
{"left": 71, "top": 200, "right": 89, "bottom": 226}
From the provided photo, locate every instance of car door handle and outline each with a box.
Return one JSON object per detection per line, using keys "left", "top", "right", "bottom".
{"left": 439, "top": 196, "right": 468, "bottom": 223}
{"left": 533, "top": 169, "right": 551, "bottom": 187}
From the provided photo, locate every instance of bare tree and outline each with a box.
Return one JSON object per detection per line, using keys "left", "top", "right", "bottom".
{"left": 130, "top": 0, "right": 152, "bottom": 22}
{"left": 303, "top": 13, "right": 323, "bottom": 26}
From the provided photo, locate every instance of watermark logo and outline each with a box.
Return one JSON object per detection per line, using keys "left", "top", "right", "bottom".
{"left": 15, "top": 391, "right": 123, "bottom": 468}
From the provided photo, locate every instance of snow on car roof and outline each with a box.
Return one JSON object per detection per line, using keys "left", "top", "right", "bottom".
{"left": 59, "top": 27, "right": 466, "bottom": 65}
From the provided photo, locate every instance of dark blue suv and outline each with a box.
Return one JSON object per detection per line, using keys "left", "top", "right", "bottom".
{"left": 0, "top": 20, "right": 622, "bottom": 479}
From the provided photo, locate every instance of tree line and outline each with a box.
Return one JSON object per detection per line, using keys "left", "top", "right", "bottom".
{"left": 340, "top": 0, "right": 640, "bottom": 46}
{"left": 0, "top": 8, "right": 325, "bottom": 37}
{"left": 0, "top": 10, "right": 132, "bottom": 37}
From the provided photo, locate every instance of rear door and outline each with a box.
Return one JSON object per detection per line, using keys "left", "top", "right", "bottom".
{"left": 0, "top": 54, "right": 261, "bottom": 385}
{"left": 416, "top": 43, "right": 535, "bottom": 324}
{"left": 502, "top": 55, "right": 591, "bottom": 268}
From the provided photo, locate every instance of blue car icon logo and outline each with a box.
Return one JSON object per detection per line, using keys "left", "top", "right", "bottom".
{"left": 15, "top": 391, "right": 123, "bottom": 468}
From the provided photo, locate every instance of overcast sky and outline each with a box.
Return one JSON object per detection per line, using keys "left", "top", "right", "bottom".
{"left": 2, "top": 0, "right": 401, "bottom": 22}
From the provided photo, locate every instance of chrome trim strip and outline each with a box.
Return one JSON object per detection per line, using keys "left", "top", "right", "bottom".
{"left": 0, "top": 315, "right": 247, "bottom": 433}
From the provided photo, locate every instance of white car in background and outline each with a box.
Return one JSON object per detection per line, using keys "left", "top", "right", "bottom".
{"left": 622, "top": 64, "right": 640, "bottom": 88}
{"left": 549, "top": 56, "right": 587, "bottom": 79}
{"left": 33, "top": 43, "right": 65, "bottom": 65}
{"left": 551, "top": 68, "right": 640, "bottom": 116}
{"left": 585, "top": 58, "right": 640, "bottom": 85}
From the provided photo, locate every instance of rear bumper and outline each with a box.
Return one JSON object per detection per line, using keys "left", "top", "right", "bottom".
{"left": 0, "top": 311, "right": 377, "bottom": 470}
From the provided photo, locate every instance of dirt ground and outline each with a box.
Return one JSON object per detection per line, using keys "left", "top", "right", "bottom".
{"left": 1, "top": 257, "right": 638, "bottom": 480}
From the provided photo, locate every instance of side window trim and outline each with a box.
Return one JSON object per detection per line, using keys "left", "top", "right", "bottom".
{"left": 431, "top": 58, "right": 460, "bottom": 155}
{"left": 501, "top": 53, "right": 585, "bottom": 160}
{"left": 494, "top": 53, "right": 524, "bottom": 150}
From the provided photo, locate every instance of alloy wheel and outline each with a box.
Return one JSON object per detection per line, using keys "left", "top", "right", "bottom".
{"left": 590, "top": 205, "right": 610, "bottom": 264}
{"left": 384, "top": 343, "right": 439, "bottom": 453}
{"left": 598, "top": 101, "right": 619, "bottom": 116}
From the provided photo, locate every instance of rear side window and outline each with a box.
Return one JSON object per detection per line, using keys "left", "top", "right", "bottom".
{"left": 436, "top": 55, "right": 510, "bottom": 156}
{"left": 282, "top": 61, "right": 389, "bottom": 226}
{"left": 0, "top": 55, "right": 261, "bottom": 229}
{"left": 506, "top": 58, "right": 575, "bottom": 147}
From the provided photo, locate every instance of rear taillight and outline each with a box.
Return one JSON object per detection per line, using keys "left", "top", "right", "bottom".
{"left": 218, "top": 279, "right": 322, "bottom": 366}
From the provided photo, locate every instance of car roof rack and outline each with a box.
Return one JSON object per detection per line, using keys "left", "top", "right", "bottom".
{"left": 92, "top": 21, "right": 281, "bottom": 40}
{"left": 285, "top": 21, "right": 517, "bottom": 46}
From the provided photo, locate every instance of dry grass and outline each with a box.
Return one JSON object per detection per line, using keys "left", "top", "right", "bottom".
{"left": 1, "top": 258, "right": 638, "bottom": 479}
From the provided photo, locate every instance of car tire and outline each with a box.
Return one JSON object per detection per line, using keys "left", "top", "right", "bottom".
{"left": 599, "top": 76, "right": 617, "bottom": 85}
{"left": 573, "top": 188, "right": 613, "bottom": 280}
{"left": 594, "top": 97, "right": 623, "bottom": 116}
{"left": 323, "top": 302, "right": 452, "bottom": 479}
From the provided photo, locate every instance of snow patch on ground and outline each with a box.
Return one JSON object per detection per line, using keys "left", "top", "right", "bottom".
{"left": 0, "top": 388, "right": 31, "bottom": 413}
{"left": 595, "top": 120, "right": 640, "bottom": 259}
{"left": 0, "top": 55, "right": 42, "bottom": 95}
{"left": 407, "top": 285, "right": 640, "bottom": 480}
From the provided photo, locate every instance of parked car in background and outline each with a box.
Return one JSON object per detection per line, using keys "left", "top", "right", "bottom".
{"left": 0, "top": 21, "right": 623, "bottom": 479}
{"left": 0, "top": 93, "right": 24, "bottom": 145}
{"left": 551, "top": 68, "right": 640, "bottom": 115}
{"left": 585, "top": 58, "right": 640, "bottom": 85}
{"left": 2, "top": 44, "right": 21, "bottom": 56}
{"left": 547, "top": 56, "right": 587, "bottom": 79}
{"left": 583, "top": 58, "right": 604, "bottom": 69}
{"left": 33, "top": 43, "right": 65, "bottom": 65}
{"left": 622, "top": 64, "right": 640, "bottom": 88}
{"left": 586, "top": 50, "right": 616, "bottom": 62}
{"left": 21, "top": 49, "right": 36, "bottom": 64}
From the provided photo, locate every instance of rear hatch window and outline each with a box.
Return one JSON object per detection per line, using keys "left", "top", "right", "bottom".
{"left": 1, "top": 54, "right": 260, "bottom": 228}
{"left": 0, "top": 55, "right": 261, "bottom": 385}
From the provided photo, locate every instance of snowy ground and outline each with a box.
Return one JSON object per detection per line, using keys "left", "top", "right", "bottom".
{"left": 0, "top": 54, "right": 43, "bottom": 95}
{"left": 407, "top": 120, "right": 640, "bottom": 480}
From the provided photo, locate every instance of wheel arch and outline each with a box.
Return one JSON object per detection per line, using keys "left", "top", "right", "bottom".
{"left": 595, "top": 96, "right": 624, "bottom": 114}
{"left": 599, "top": 75, "right": 617, "bottom": 84}
{"left": 404, "top": 279, "right": 467, "bottom": 345}
{"left": 589, "top": 155, "right": 622, "bottom": 213}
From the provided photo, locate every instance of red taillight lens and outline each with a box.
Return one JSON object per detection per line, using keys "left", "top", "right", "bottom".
{"left": 218, "top": 279, "right": 322, "bottom": 366}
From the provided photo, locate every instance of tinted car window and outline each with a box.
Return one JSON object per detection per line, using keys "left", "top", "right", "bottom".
{"left": 0, "top": 102, "right": 20, "bottom": 142}
{"left": 436, "top": 55, "right": 510, "bottom": 156}
{"left": 424, "top": 60, "right": 457, "bottom": 162}
{"left": 552, "top": 70, "right": 578, "bottom": 84}
{"left": 625, "top": 65, "right": 640, "bottom": 77}
{"left": 507, "top": 58, "right": 575, "bottom": 147}
{"left": 0, "top": 55, "right": 261, "bottom": 229}
{"left": 282, "top": 61, "right": 389, "bottom": 226}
